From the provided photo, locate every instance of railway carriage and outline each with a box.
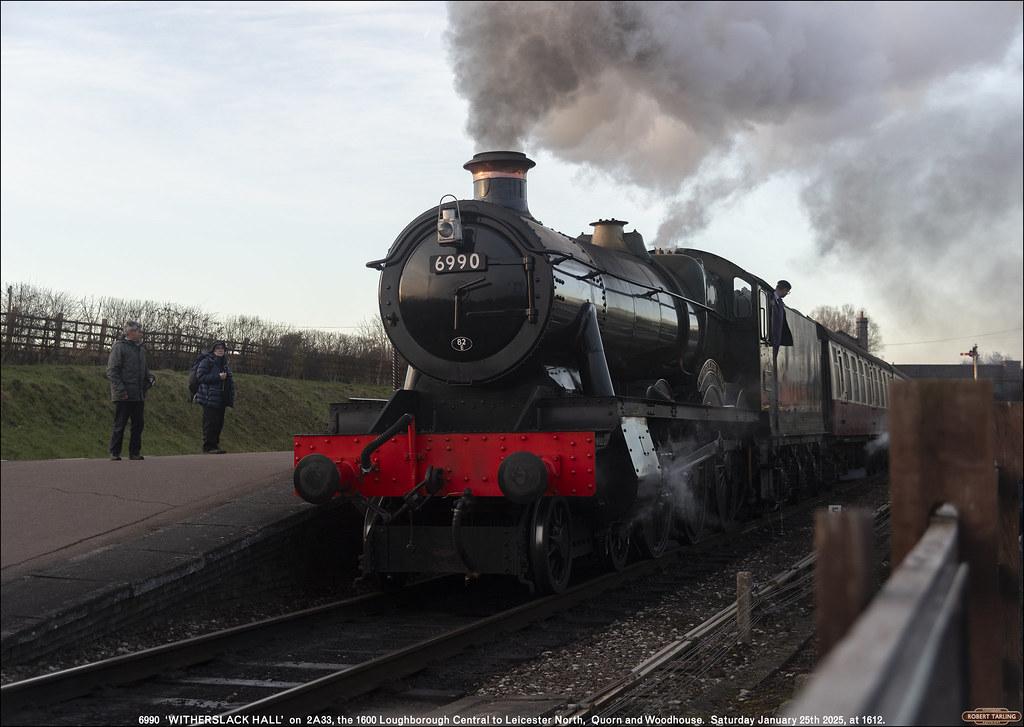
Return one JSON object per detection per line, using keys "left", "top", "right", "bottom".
{"left": 292, "top": 151, "right": 904, "bottom": 593}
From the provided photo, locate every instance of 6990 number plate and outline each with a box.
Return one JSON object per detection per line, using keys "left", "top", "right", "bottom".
{"left": 431, "top": 253, "right": 487, "bottom": 274}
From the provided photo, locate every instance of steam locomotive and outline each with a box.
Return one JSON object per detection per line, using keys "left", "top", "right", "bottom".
{"left": 293, "top": 151, "right": 902, "bottom": 593}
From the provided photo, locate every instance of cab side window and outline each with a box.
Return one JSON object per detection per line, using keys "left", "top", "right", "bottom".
{"left": 733, "top": 278, "right": 752, "bottom": 318}
{"left": 758, "top": 289, "right": 768, "bottom": 340}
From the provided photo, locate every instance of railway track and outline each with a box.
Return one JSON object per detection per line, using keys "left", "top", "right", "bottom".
{"left": 560, "top": 501, "right": 892, "bottom": 719}
{"left": 2, "top": 476, "right": 886, "bottom": 725}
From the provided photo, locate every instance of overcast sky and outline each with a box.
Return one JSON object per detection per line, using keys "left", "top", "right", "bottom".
{"left": 2, "top": 1, "right": 1021, "bottom": 365}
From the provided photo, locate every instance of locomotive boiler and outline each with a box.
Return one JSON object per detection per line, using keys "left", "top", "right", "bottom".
{"left": 375, "top": 151, "right": 703, "bottom": 392}
{"left": 292, "top": 151, "right": 900, "bottom": 594}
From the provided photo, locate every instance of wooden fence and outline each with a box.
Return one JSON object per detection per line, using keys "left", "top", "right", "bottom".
{"left": 1, "top": 310, "right": 394, "bottom": 385}
{"left": 785, "top": 381, "right": 1022, "bottom": 722}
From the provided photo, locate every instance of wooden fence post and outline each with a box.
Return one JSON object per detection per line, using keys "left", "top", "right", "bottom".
{"left": 889, "top": 379, "right": 999, "bottom": 707}
{"left": 814, "top": 507, "right": 874, "bottom": 658}
{"left": 993, "top": 401, "right": 1023, "bottom": 710}
{"left": 3, "top": 308, "right": 17, "bottom": 356}
{"left": 53, "top": 314, "right": 63, "bottom": 358}
{"left": 737, "top": 571, "right": 752, "bottom": 644}
{"left": 99, "top": 319, "right": 110, "bottom": 362}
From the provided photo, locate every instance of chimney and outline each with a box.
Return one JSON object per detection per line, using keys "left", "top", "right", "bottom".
{"left": 856, "top": 311, "right": 869, "bottom": 350}
{"left": 463, "top": 151, "right": 535, "bottom": 215}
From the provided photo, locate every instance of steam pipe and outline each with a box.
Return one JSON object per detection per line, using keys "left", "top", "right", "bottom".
{"left": 361, "top": 413, "right": 413, "bottom": 474}
{"left": 576, "top": 303, "right": 615, "bottom": 397}
{"left": 451, "top": 489, "right": 478, "bottom": 573}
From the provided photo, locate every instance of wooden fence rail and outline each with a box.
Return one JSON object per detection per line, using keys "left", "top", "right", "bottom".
{"left": 785, "top": 381, "right": 1023, "bottom": 724}
{"left": 1, "top": 310, "right": 393, "bottom": 385}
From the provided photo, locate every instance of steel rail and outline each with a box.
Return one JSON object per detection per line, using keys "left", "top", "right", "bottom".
{"left": 0, "top": 579, "right": 453, "bottom": 718}
{"left": 561, "top": 502, "right": 891, "bottom": 719}
{"left": 224, "top": 481, "right": 887, "bottom": 717}
{"left": 2, "top": 475, "right": 884, "bottom": 723}
{"left": 222, "top": 566, "right": 636, "bottom": 716}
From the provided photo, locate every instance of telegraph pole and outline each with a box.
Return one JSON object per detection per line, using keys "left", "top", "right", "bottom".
{"left": 960, "top": 343, "right": 979, "bottom": 380}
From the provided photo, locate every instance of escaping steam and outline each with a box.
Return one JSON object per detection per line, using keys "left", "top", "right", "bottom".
{"left": 446, "top": 2, "right": 1023, "bottom": 332}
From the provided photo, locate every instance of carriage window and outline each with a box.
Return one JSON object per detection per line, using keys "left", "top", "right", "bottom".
{"left": 733, "top": 278, "right": 752, "bottom": 317}
{"left": 834, "top": 348, "right": 845, "bottom": 400}
{"left": 843, "top": 352, "right": 851, "bottom": 399}
{"left": 707, "top": 282, "right": 719, "bottom": 308}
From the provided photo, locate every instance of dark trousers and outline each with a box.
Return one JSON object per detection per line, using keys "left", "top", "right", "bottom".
{"left": 202, "top": 406, "right": 226, "bottom": 451}
{"left": 110, "top": 400, "right": 145, "bottom": 456}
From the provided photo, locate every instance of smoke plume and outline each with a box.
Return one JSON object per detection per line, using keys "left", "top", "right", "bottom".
{"left": 445, "top": 2, "right": 1023, "bottom": 335}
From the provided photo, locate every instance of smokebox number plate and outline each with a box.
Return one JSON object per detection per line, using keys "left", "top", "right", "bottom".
{"left": 431, "top": 253, "right": 487, "bottom": 274}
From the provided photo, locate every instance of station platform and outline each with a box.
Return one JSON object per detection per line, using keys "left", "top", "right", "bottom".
{"left": 0, "top": 452, "right": 329, "bottom": 664}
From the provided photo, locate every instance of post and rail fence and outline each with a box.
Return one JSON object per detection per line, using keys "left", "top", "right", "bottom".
{"left": 786, "top": 381, "right": 1022, "bottom": 725}
{"left": 1, "top": 309, "right": 397, "bottom": 385}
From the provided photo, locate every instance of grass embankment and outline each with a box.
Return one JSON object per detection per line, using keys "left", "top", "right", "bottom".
{"left": 0, "top": 364, "right": 391, "bottom": 460}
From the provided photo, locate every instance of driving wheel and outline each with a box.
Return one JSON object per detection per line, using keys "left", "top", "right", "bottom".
{"left": 637, "top": 488, "right": 673, "bottom": 558}
{"left": 602, "top": 520, "right": 631, "bottom": 572}
{"left": 714, "top": 453, "right": 744, "bottom": 532}
{"left": 677, "top": 465, "right": 711, "bottom": 543}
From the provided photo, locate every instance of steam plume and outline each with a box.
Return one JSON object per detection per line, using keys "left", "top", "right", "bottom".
{"left": 446, "top": 2, "right": 1023, "bottom": 336}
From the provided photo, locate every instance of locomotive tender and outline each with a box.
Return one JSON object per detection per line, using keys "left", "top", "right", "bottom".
{"left": 293, "top": 151, "right": 901, "bottom": 593}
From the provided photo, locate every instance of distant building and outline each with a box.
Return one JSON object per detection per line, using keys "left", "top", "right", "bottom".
{"left": 896, "top": 360, "right": 1023, "bottom": 401}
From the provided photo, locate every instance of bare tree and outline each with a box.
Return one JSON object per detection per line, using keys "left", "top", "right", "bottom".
{"left": 809, "top": 304, "right": 883, "bottom": 353}
{"left": 2, "top": 280, "right": 399, "bottom": 382}
{"left": 355, "top": 316, "right": 391, "bottom": 384}
{"left": 980, "top": 351, "right": 1012, "bottom": 365}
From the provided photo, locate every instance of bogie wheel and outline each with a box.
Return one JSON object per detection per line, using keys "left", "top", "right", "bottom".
{"left": 530, "top": 497, "right": 573, "bottom": 594}
{"left": 602, "top": 521, "right": 631, "bottom": 572}
{"left": 637, "top": 489, "right": 673, "bottom": 558}
{"left": 821, "top": 453, "right": 839, "bottom": 486}
{"left": 803, "top": 448, "right": 821, "bottom": 494}
{"left": 768, "top": 464, "right": 791, "bottom": 506}
{"left": 362, "top": 498, "right": 408, "bottom": 592}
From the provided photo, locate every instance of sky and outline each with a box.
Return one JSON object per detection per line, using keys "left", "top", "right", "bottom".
{"left": 2, "top": 1, "right": 1022, "bottom": 365}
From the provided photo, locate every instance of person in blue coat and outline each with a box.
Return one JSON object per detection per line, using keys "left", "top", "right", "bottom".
{"left": 195, "top": 341, "right": 236, "bottom": 453}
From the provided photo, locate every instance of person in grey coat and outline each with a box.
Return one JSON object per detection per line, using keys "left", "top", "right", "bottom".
{"left": 106, "top": 321, "right": 155, "bottom": 460}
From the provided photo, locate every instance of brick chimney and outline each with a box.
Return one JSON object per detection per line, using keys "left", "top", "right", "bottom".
{"left": 856, "top": 311, "right": 869, "bottom": 350}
